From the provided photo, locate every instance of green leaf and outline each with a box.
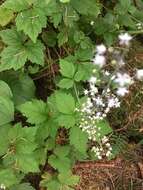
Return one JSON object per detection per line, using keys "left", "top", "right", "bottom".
{"left": 120, "top": 0, "right": 131, "bottom": 9}
{"left": 95, "top": 119, "right": 113, "bottom": 142}
{"left": 55, "top": 91, "right": 75, "bottom": 114}
{"left": 56, "top": 114, "right": 75, "bottom": 128}
{"left": 58, "top": 78, "right": 74, "bottom": 89}
{"left": 42, "top": 30, "right": 57, "bottom": 47}
{"left": 0, "top": 28, "right": 45, "bottom": 71}
{"left": 0, "top": 169, "right": 18, "bottom": 187}
{"left": 19, "top": 99, "right": 49, "bottom": 124}
{"left": 16, "top": 6, "right": 47, "bottom": 42}
{"left": 48, "top": 155, "right": 71, "bottom": 173}
{"left": 10, "top": 183, "right": 35, "bottom": 190}
{"left": 71, "top": 0, "right": 100, "bottom": 17}
{"left": 0, "top": 28, "right": 26, "bottom": 46}
{"left": 69, "top": 126, "right": 88, "bottom": 154}
{"left": 0, "top": 45, "right": 28, "bottom": 71}
{"left": 0, "top": 97, "right": 14, "bottom": 126}
{"left": 54, "top": 145, "right": 70, "bottom": 159}
{"left": 0, "top": 7, "right": 14, "bottom": 26}
{"left": 59, "top": 59, "right": 75, "bottom": 78}
{"left": 75, "top": 48, "right": 93, "bottom": 61}
{"left": 57, "top": 29, "right": 68, "bottom": 46}
{"left": 0, "top": 80, "right": 13, "bottom": 99}
{"left": 0, "top": 125, "right": 10, "bottom": 156}
{"left": 16, "top": 154, "right": 39, "bottom": 173}
{"left": 3, "top": 0, "right": 33, "bottom": 12}
{"left": 45, "top": 180, "right": 61, "bottom": 190}
{"left": 58, "top": 172, "right": 79, "bottom": 186}
{"left": 25, "top": 40, "right": 45, "bottom": 66}
{"left": 74, "top": 63, "right": 93, "bottom": 81}
{"left": 0, "top": 71, "right": 35, "bottom": 107}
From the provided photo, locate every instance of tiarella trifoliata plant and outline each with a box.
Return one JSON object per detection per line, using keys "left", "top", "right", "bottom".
{"left": 76, "top": 33, "right": 143, "bottom": 159}
{"left": 0, "top": 0, "right": 143, "bottom": 189}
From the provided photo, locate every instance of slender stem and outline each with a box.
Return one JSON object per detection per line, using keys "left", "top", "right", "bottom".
{"left": 73, "top": 83, "right": 80, "bottom": 103}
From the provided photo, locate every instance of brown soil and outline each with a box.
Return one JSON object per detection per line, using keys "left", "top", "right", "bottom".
{"left": 74, "top": 157, "right": 143, "bottom": 190}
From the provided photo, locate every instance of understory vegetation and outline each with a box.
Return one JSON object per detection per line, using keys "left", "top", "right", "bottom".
{"left": 0, "top": 0, "right": 143, "bottom": 189}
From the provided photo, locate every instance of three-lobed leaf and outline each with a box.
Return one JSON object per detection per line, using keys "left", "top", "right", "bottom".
{"left": 19, "top": 99, "right": 49, "bottom": 124}
{"left": 16, "top": 7, "right": 47, "bottom": 43}
{"left": 0, "top": 28, "right": 45, "bottom": 71}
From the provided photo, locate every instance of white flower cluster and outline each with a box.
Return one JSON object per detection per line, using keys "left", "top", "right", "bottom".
{"left": 0, "top": 184, "right": 6, "bottom": 190}
{"left": 92, "top": 136, "right": 112, "bottom": 159}
{"left": 76, "top": 33, "right": 143, "bottom": 159}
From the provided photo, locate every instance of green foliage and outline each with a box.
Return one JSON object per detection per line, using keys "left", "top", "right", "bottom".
{"left": 0, "top": 81, "right": 14, "bottom": 126}
{"left": 10, "top": 183, "right": 35, "bottom": 190}
{"left": 70, "top": 126, "right": 88, "bottom": 154}
{"left": 0, "top": 71, "right": 35, "bottom": 107}
{"left": 0, "top": 0, "right": 143, "bottom": 189}
{"left": 0, "top": 7, "right": 14, "bottom": 26}
{"left": 19, "top": 99, "right": 49, "bottom": 124}
{"left": 0, "top": 28, "right": 45, "bottom": 71}
{"left": 0, "top": 169, "right": 19, "bottom": 187}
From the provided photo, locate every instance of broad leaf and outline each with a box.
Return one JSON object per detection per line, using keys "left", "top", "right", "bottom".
{"left": 54, "top": 145, "right": 70, "bottom": 159}
{"left": 0, "top": 71, "right": 35, "bottom": 107}
{"left": 16, "top": 154, "right": 39, "bottom": 173}
{"left": 48, "top": 155, "right": 71, "bottom": 173}
{"left": 0, "top": 7, "right": 14, "bottom": 26}
{"left": 57, "top": 78, "right": 74, "bottom": 89}
{"left": 56, "top": 114, "right": 75, "bottom": 128}
{"left": 69, "top": 126, "right": 88, "bottom": 154}
{"left": 19, "top": 99, "right": 49, "bottom": 124}
{"left": 16, "top": 7, "right": 47, "bottom": 42}
{"left": 3, "top": 0, "right": 33, "bottom": 12}
{"left": 71, "top": 0, "right": 100, "bottom": 17}
{"left": 0, "top": 28, "right": 45, "bottom": 71}
{"left": 59, "top": 59, "right": 75, "bottom": 78}
{"left": 0, "top": 80, "right": 13, "bottom": 99}
{"left": 0, "top": 97, "right": 14, "bottom": 126}
{"left": 58, "top": 172, "right": 79, "bottom": 186}
{"left": 55, "top": 91, "right": 75, "bottom": 114}
{"left": 10, "top": 183, "right": 35, "bottom": 190}
{"left": 0, "top": 169, "right": 18, "bottom": 187}
{"left": 95, "top": 119, "right": 113, "bottom": 141}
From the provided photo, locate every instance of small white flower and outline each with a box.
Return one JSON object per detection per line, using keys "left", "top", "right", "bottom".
{"left": 102, "top": 136, "right": 108, "bottom": 143}
{"left": 136, "top": 69, "right": 143, "bottom": 80}
{"left": 116, "top": 87, "right": 129, "bottom": 96}
{"left": 0, "top": 184, "right": 6, "bottom": 190}
{"left": 84, "top": 89, "right": 89, "bottom": 95}
{"left": 93, "top": 54, "right": 106, "bottom": 68}
{"left": 118, "top": 59, "right": 126, "bottom": 67}
{"left": 89, "top": 76, "right": 97, "bottom": 84}
{"left": 108, "top": 98, "right": 116, "bottom": 108}
{"left": 90, "top": 21, "right": 94, "bottom": 25}
{"left": 96, "top": 44, "right": 106, "bottom": 55}
{"left": 95, "top": 97, "right": 103, "bottom": 106}
{"left": 118, "top": 33, "right": 132, "bottom": 46}
{"left": 115, "top": 73, "right": 132, "bottom": 86}
{"left": 108, "top": 46, "right": 114, "bottom": 53}
{"left": 97, "top": 155, "right": 102, "bottom": 160}
{"left": 106, "top": 150, "right": 112, "bottom": 157}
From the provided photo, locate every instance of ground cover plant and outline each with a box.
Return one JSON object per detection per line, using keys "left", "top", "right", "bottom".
{"left": 0, "top": 0, "right": 143, "bottom": 189}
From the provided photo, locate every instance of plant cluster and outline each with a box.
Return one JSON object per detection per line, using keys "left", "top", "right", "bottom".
{"left": 0, "top": 0, "right": 143, "bottom": 189}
